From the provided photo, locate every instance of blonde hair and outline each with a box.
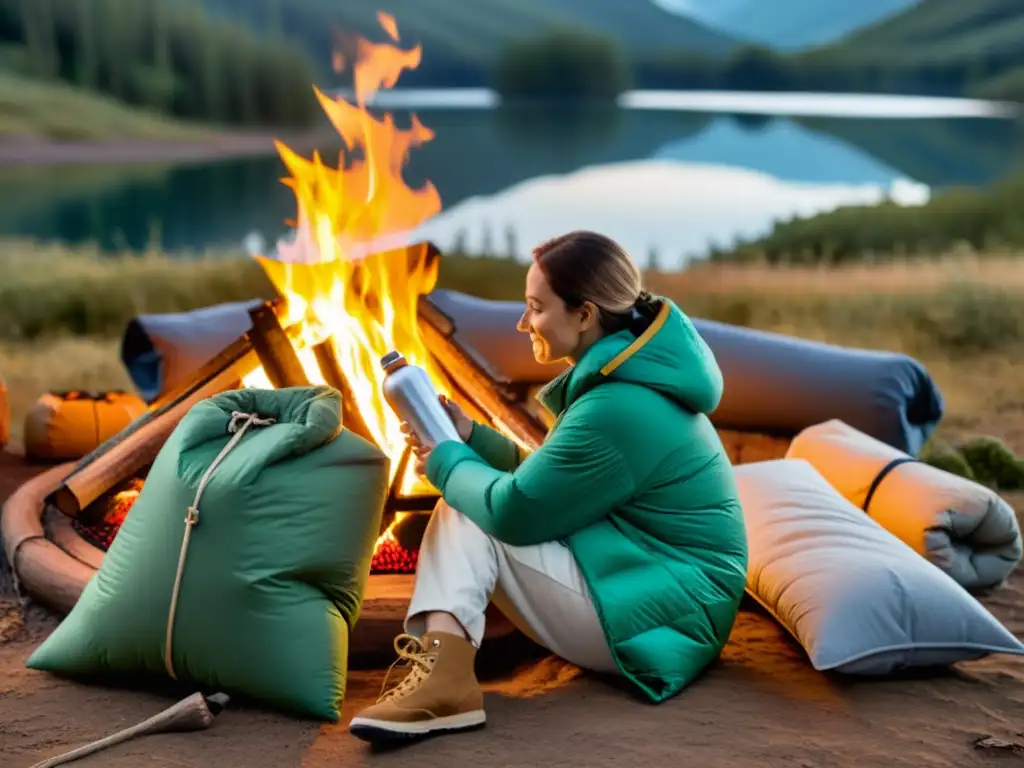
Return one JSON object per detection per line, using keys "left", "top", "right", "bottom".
{"left": 533, "top": 230, "right": 654, "bottom": 333}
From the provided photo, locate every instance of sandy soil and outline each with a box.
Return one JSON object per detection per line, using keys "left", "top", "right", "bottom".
{"left": 2, "top": 452, "right": 1023, "bottom": 768}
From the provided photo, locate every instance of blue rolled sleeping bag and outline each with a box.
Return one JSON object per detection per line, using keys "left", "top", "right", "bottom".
{"left": 120, "top": 299, "right": 266, "bottom": 402}
{"left": 121, "top": 289, "right": 944, "bottom": 455}
{"left": 687, "top": 318, "right": 943, "bottom": 455}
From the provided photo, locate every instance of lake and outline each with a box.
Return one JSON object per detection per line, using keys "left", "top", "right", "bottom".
{"left": 2, "top": 90, "right": 1021, "bottom": 269}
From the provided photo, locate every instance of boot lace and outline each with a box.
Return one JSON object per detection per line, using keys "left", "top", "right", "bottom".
{"left": 377, "top": 633, "right": 437, "bottom": 703}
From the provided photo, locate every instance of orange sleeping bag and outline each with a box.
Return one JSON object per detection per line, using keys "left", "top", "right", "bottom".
{"left": 24, "top": 390, "right": 146, "bottom": 461}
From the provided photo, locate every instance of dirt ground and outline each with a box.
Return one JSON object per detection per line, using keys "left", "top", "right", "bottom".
{"left": 2, "top": 454, "right": 1023, "bottom": 767}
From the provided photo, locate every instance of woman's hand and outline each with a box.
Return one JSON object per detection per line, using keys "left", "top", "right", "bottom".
{"left": 402, "top": 394, "right": 474, "bottom": 476}
{"left": 439, "top": 394, "right": 473, "bottom": 442}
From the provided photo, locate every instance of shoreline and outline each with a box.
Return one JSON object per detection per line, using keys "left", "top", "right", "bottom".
{"left": 2, "top": 87, "right": 1018, "bottom": 169}
{"left": 0, "top": 128, "right": 343, "bottom": 168}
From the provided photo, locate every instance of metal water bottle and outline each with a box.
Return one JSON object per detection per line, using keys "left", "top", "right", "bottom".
{"left": 380, "top": 351, "right": 463, "bottom": 448}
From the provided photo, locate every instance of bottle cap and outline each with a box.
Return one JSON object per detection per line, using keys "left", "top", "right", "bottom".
{"left": 380, "top": 350, "right": 406, "bottom": 373}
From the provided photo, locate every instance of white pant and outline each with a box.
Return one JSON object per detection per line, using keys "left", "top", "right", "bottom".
{"left": 405, "top": 501, "right": 618, "bottom": 674}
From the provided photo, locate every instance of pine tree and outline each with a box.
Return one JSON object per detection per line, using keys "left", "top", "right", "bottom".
{"left": 646, "top": 245, "right": 662, "bottom": 275}
{"left": 504, "top": 224, "right": 518, "bottom": 260}
{"left": 480, "top": 221, "right": 494, "bottom": 257}
{"left": 149, "top": 0, "right": 174, "bottom": 111}
{"left": 21, "top": 0, "right": 59, "bottom": 79}
{"left": 99, "top": 0, "right": 126, "bottom": 99}
{"left": 74, "top": 0, "right": 100, "bottom": 89}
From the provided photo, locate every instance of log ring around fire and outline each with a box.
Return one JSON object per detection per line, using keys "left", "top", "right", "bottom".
{"left": 1, "top": 461, "right": 91, "bottom": 615}
{"left": 1, "top": 464, "right": 517, "bottom": 659}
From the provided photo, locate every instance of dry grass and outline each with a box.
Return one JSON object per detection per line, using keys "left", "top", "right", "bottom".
{"left": 647, "top": 257, "right": 1024, "bottom": 359}
{"left": 1, "top": 242, "right": 1022, "bottom": 455}
{"left": 668, "top": 254, "right": 1024, "bottom": 295}
{"left": 0, "top": 239, "right": 276, "bottom": 340}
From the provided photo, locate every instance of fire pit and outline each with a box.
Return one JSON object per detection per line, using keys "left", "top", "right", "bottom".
{"left": 55, "top": 246, "right": 544, "bottom": 526}
{"left": 2, "top": 239, "right": 544, "bottom": 656}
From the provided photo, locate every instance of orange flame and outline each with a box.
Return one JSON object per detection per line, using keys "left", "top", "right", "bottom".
{"left": 243, "top": 12, "right": 450, "bottom": 518}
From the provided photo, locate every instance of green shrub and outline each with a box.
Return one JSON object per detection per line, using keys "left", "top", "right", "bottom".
{"left": 922, "top": 436, "right": 1024, "bottom": 490}
{"left": 714, "top": 172, "right": 1024, "bottom": 263}
{"left": 493, "top": 28, "right": 632, "bottom": 103}
{"left": 959, "top": 436, "right": 1024, "bottom": 490}
{"left": 921, "top": 443, "right": 976, "bottom": 480}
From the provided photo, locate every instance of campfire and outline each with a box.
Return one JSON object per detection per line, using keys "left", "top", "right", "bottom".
{"left": 245, "top": 12, "right": 449, "bottom": 569}
{"left": 64, "top": 13, "right": 547, "bottom": 574}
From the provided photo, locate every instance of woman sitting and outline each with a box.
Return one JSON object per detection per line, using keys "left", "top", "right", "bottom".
{"left": 349, "top": 230, "right": 748, "bottom": 743}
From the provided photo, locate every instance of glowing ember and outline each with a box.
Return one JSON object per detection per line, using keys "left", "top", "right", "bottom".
{"left": 370, "top": 537, "right": 420, "bottom": 574}
{"left": 107, "top": 485, "right": 143, "bottom": 527}
{"left": 242, "top": 12, "right": 452, "bottom": 557}
{"left": 74, "top": 480, "right": 143, "bottom": 551}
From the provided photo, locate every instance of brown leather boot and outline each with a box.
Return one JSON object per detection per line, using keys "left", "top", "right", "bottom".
{"left": 349, "top": 631, "right": 486, "bottom": 743}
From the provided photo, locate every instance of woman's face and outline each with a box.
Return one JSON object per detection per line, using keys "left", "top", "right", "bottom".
{"left": 517, "top": 263, "right": 595, "bottom": 364}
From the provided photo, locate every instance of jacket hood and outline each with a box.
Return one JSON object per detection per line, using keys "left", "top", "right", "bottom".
{"left": 537, "top": 297, "right": 724, "bottom": 417}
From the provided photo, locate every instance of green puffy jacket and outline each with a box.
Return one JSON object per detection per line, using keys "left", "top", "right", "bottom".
{"left": 426, "top": 298, "right": 748, "bottom": 702}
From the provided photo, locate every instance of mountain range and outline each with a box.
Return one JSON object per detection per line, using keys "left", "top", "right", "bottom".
{"left": 199, "top": 0, "right": 1024, "bottom": 98}
{"left": 824, "top": 0, "right": 1024, "bottom": 62}
{"left": 652, "top": 0, "right": 920, "bottom": 49}
{"left": 200, "top": 0, "right": 736, "bottom": 78}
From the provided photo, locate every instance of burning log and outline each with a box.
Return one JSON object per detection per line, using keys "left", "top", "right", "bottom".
{"left": 246, "top": 302, "right": 310, "bottom": 389}
{"left": 312, "top": 338, "right": 376, "bottom": 445}
{"left": 46, "top": 328, "right": 265, "bottom": 523}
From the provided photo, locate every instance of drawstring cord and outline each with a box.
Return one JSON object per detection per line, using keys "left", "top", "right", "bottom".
{"left": 163, "top": 411, "right": 275, "bottom": 681}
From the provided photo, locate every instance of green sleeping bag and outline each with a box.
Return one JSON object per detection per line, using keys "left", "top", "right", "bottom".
{"left": 27, "top": 386, "right": 390, "bottom": 721}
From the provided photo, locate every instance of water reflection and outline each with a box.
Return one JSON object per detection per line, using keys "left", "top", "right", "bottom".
{"left": 0, "top": 101, "right": 1018, "bottom": 257}
{"left": 493, "top": 104, "right": 626, "bottom": 153}
{"left": 415, "top": 160, "right": 930, "bottom": 269}
{"left": 656, "top": 116, "right": 903, "bottom": 184}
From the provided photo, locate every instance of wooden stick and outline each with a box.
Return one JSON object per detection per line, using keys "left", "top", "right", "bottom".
{"left": 247, "top": 302, "right": 310, "bottom": 389}
{"left": 28, "top": 692, "right": 230, "bottom": 768}
{"left": 311, "top": 338, "right": 377, "bottom": 445}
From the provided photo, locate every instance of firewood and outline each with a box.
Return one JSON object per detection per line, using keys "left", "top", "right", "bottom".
{"left": 1, "top": 462, "right": 97, "bottom": 614}
{"left": 312, "top": 337, "right": 377, "bottom": 445}
{"left": 247, "top": 302, "right": 310, "bottom": 389}
{"left": 47, "top": 336, "right": 262, "bottom": 522}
